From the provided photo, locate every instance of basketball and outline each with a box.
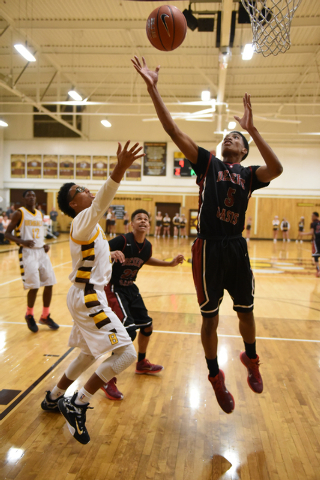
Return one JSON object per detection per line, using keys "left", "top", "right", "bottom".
{"left": 146, "top": 5, "right": 187, "bottom": 52}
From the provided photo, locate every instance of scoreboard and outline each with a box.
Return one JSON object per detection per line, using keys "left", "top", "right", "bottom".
{"left": 173, "top": 153, "right": 196, "bottom": 177}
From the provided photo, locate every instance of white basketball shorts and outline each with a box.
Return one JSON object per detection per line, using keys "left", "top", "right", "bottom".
{"left": 67, "top": 284, "right": 132, "bottom": 358}
{"left": 19, "top": 247, "right": 57, "bottom": 290}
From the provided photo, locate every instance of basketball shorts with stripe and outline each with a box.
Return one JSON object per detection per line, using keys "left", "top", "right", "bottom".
{"left": 104, "top": 283, "right": 152, "bottom": 335}
{"left": 191, "top": 237, "right": 255, "bottom": 318}
{"left": 19, "top": 247, "right": 57, "bottom": 290}
{"left": 67, "top": 284, "right": 132, "bottom": 359}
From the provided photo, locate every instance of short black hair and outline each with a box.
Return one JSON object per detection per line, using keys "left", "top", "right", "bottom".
{"left": 22, "top": 190, "right": 34, "bottom": 198}
{"left": 131, "top": 209, "right": 149, "bottom": 221}
{"left": 231, "top": 131, "right": 249, "bottom": 161}
{"left": 313, "top": 211, "right": 319, "bottom": 217}
{"left": 57, "top": 182, "right": 76, "bottom": 218}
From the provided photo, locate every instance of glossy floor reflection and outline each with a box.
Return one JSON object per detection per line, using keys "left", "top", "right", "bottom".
{"left": 0, "top": 236, "right": 319, "bottom": 479}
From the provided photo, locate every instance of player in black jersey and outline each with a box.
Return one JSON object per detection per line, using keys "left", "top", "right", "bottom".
{"left": 132, "top": 56, "right": 283, "bottom": 414}
{"left": 301, "top": 212, "right": 320, "bottom": 277}
{"left": 101, "top": 208, "right": 184, "bottom": 400}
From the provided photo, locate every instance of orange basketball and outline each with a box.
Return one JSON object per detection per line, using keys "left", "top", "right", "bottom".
{"left": 146, "top": 5, "right": 187, "bottom": 52}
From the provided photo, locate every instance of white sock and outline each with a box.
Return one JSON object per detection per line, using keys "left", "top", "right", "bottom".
{"left": 75, "top": 387, "right": 92, "bottom": 405}
{"left": 50, "top": 386, "right": 66, "bottom": 400}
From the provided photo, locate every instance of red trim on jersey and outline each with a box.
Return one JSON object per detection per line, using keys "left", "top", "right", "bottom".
{"left": 191, "top": 238, "right": 206, "bottom": 306}
{"left": 121, "top": 235, "right": 127, "bottom": 252}
{"left": 248, "top": 166, "right": 253, "bottom": 199}
{"left": 104, "top": 284, "right": 125, "bottom": 322}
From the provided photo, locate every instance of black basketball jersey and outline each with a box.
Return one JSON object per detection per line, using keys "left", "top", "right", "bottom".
{"left": 108, "top": 232, "right": 152, "bottom": 286}
{"left": 189, "top": 146, "right": 269, "bottom": 237}
{"left": 311, "top": 220, "right": 320, "bottom": 241}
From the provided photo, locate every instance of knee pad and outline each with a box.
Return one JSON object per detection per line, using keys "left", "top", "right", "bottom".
{"left": 65, "top": 352, "right": 96, "bottom": 381}
{"left": 128, "top": 328, "right": 137, "bottom": 342}
{"left": 140, "top": 325, "right": 153, "bottom": 337}
{"left": 95, "top": 343, "right": 137, "bottom": 382}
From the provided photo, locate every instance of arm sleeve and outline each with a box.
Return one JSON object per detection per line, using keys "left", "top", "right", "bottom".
{"left": 72, "top": 176, "right": 119, "bottom": 241}
{"left": 109, "top": 235, "right": 126, "bottom": 252}
{"left": 250, "top": 166, "right": 270, "bottom": 192}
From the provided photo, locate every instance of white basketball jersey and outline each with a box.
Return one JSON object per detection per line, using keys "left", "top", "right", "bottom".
{"left": 69, "top": 223, "right": 112, "bottom": 289}
{"left": 17, "top": 207, "right": 44, "bottom": 248}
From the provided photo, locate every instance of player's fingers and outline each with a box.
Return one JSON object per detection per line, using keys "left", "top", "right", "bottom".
{"left": 117, "top": 142, "right": 122, "bottom": 155}
{"left": 142, "top": 56, "right": 147, "bottom": 67}
{"left": 155, "top": 65, "right": 160, "bottom": 73}
{"left": 123, "top": 140, "right": 130, "bottom": 152}
{"left": 234, "top": 116, "right": 241, "bottom": 123}
{"left": 129, "top": 142, "right": 139, "bottom": 153}
{"left": 135, "top": 55, "right": 142, "bottom": 67}
{"left": 132, "top": 145, "right": 143, "bottom": 155}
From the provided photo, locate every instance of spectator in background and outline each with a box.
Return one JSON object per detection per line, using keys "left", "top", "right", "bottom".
{"left": 180, "top": 213, "right": 187, "bottom": 238}
{"left": 155, "top": 211, "right": 162, "bottom": 238}
{"left": 37, "top": 204, "right": 46, "bottom": 216}
{"left": 6, "top": 204, "right": 15, "bottom": 219}
{"left": 296, "top": 216, "right": 304, "bottom": 244}
{"left": 281, "top": 218, "right": 290, "bottom": 242}
{"left": 272, "top": 215, "right": 280, "bottom": 243}
{"left": 110, "top": 211, "right": 117, "bottom": 237}
{"left": 105, "top": 207, "right": 112, "bottom": 235}
{"left": 2, "top": 213, "right": 10, "bottom": 230}
{"left": 50, "top": 207, "right": 59, "bottom": 234}
{"left": 123, "top": 211, "right": 129, "bottom": 234}
{"left": 0, "top": 216, "right": 10, "bottom": 245}
{"left": 162, "top": 213, "right": 171, "bottom": 238}
{"left": 147, "top": 212, "right": 152, "bottom": 236}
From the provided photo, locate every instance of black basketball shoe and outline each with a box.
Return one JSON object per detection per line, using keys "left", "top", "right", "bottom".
{"left": 39, "top": 315, "right": 60, "bottom": 330}
{"left": 58, "top": 392, "right": 93, "bottom": 445}
{"left": 25, "top": 314, "right": 38, "bottom": 333}
{"left": 41, "top": 390, "right": 64, "bottom": 412}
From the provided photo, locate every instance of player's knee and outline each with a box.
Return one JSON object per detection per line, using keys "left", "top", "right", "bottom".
{"left": 202, "top": 316, "right": 219, "bottom": 334}
{"left": 112, "top": 343, "right": 137, "bottom": 374}
{"left": 140, "top": 325, "right": 153, "bottom": 337}
{"left": 65, "top": 351, "right": 96, "bottom": 381}
{"left": 128, "top": 328, "right": 137, "bottom": 342}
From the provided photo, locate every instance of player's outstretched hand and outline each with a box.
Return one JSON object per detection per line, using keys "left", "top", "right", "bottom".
{"left": 131, "top": 56, "right": 160, "bottom": 89}
{"left": 111, "top": 141, "right": 145, "bottom": 183}
{"left": 111, "top": 250, "right": 125, "bottom": 264}
{"left": 234, "top": 93, "right": 254, "bottom": 133}
{"left": 170, "top": 254, "right": 185, "bottom": 266}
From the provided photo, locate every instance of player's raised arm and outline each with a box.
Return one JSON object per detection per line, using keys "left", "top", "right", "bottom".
{"left": 131, "top": 56, "right": 198, "bottom": 164}
{"left": 234, "top": 93, "right": 283, "bottom": 182}
{"left": 146, "top": 254, "right": 185, "bottom": 267}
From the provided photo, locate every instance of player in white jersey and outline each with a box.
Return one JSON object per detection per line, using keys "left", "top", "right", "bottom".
{"left": 5, "top": 191, "right": 58, "bottom": 333}
{"left": 41, "top": 141, "right": 145, "bottom": 445}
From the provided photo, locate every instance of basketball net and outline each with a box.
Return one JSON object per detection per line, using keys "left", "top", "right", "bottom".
{"left": 240, "top": 0, "right": 302, "bottom": 57}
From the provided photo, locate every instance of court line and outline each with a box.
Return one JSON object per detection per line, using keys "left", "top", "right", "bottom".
{"left": 1, "top": 321, "right": 319, "bottom": 343}
{"left": 0, "top": 347, "right": 74, "bottom": 422}
{"left": 0, "top": 261, "right": 72, "bottom": 287}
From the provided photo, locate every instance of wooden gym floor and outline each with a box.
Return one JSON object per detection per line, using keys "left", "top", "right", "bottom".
{"left": 0, "top": 235, "right": 319, "bottom": 480}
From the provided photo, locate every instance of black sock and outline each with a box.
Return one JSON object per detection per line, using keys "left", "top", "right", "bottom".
{"left": 138, "top": 352, "right": 146, "bottom": 362}
{"left": 206, "top": 357, "right": 219, "bottom": 378}
{"left": 244, "top": 341, "right": 257, "bottom": 359}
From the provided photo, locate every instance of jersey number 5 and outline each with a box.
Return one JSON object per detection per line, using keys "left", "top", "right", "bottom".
{"left": 224, "top": 187, "right": 236, "bottom": 208}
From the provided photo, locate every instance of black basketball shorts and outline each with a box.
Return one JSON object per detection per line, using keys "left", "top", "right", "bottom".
{"left": 312, "top": 240, "right": 320, "bottom": 262}
{"left": 104, "top": 283, "right": 152, "bottom": 334}
{"left": 191, "top": 237, "right": 255, "bottom": 318}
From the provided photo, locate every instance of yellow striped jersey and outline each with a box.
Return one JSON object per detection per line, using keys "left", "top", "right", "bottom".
{"left": 16, "top": 207, "right": 44, "bottom": 248}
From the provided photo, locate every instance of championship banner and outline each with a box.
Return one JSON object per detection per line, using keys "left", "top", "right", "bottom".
{"left": 76, "top": 155, "right": 91, "bottom": 179}
{"left": 43, "top": 154, "right": 58, "bottom": 178}
{"left": 59, "top": 155, "right": 75, "bottom": 179}
{"left": 92, "top": 156, "right": 108, "bottom": 180}
{"left": 126, "top": 158, "right": 142, "bottom": 180}
{"left": 11, "top": 154, "right": 26, "bottom": 178}
{"left": 27, "top": 154, "right": 42, "bottom": 178}
{"left": 143, "top": 142, "right": 167, "bottom": 176}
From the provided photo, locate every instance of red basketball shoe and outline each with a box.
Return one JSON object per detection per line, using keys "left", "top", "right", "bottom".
{"left": 240, "top": 351, "right": 263, "bottom": 394}
{"left": 101, "top": 377, "right": 123, "bottom": 400}
{"left": 135, "top": 359, "right": 164, "bottom": 375}
{"left": 208, "top": 370, "right": 235, "bottom": 414}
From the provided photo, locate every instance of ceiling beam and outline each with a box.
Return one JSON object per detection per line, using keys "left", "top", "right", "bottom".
{"left": 0, "top": 16, "right": 318, "bottom": 30}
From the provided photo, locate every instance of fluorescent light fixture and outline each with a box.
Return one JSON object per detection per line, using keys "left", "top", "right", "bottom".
{"left": 68, "top": 90, "right": 82, "bottom": 101}
{"left": 101, "top": 119, "right": 112, "bottom": 128}
{"left": 14, "top": 44, "right": 36, "bottom": 62}
{"left": 0, "top": 120, "right": 8, "bottom": 127}
{"left": 228, "top": 121, "right": 236, "bottom": 129}
{"left": 201, "top": 90, "right": 211, "bottom": 102}
{"left": 242, "top": 43, "right": 254, "bottom": 60}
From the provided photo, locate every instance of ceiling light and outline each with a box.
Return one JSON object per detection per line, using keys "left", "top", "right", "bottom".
{"left": 101, "top": 119, "right": 112, "bottom": 128}
{"left": 242, "top": 43, "right": 254, "bottom": 60}
{"left": 201, "top": 90, "right": 211, "bottom": 102}
{"left": 14, "top": 44, "right": 36, "bottom": 62}
{"left": 0, "top": 120, "right": 8, "bottom": 127}
{"left": 228, "top": 121, "right": 236, "bottom": 129}
{"left": 68, "top": 90, "right": 82, "bottom": 101}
